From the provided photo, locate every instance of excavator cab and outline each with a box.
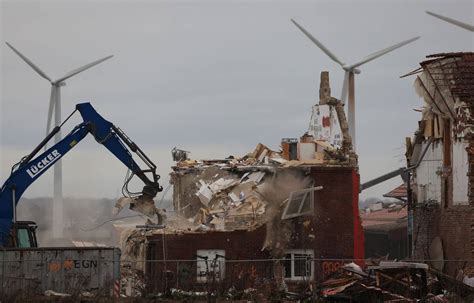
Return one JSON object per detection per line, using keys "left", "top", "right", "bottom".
{"left": 5, "top": 221, "right": 38, "bottom": 248}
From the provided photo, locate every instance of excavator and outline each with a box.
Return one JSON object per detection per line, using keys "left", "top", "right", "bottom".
{"left": 0, "top": 102, "right": 163, "bottom": 248}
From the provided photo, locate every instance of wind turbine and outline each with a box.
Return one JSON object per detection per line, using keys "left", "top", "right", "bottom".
{"left": 426, "top": 11, "right": 474, "bottom": 32}
{"left": 6, "top": 42, "right": 113, "bottom": 238}
{"left": 291, "top": 19, "right": 419, "bottom": 151}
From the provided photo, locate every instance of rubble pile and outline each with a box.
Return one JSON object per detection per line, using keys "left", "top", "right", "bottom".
{"left": 193, "top": 169, "right": 268, "bottom": 231}
{"left": 321, "top": 261, "right": 474, "bottom": 302}
{"left": 117, "top": 214, "right": 203, "bottom": 297}
{"left": 169, "top": 72, "right": 357, "bottom": 229}
{"left": 176, "top": 139, "right": 354, "bottom": 172}
{"left": 171, "top": 137, "right": 354, "bottom": 231}
{"left": 119, "top": 229, "right": 148, "bottom": 297}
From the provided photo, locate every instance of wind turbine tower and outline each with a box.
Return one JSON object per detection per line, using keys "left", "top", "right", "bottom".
{"left": 426, "top": 11, "right": 474, "bottom": 32}
{"left": 291, "top": 19, "right": 419, "bottom": 151}
{"left": 6, "top": 42, "right": 113, "bottom": 238}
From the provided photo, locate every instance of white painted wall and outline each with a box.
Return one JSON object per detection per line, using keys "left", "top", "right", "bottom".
{"left": 452, "top": 140, "right": 469, "bottom": 205}
{"left": 415, "top": 141, "right": 443, "bottom": 204}
{"left": 308, "top": 104, "right": 342, "bottom": 148}
{"left": 298, "top": 142, "right": 316, "bottom": 160}
{"left": 414, "top": 140, "right": 469, "bottom": 205}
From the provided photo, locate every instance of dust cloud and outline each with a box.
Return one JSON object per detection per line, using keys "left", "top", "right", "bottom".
{"left": 259, "top": 171, "right": 311, "bottom": 257}
{"left": 16, "top": 197, "right": 172, "bottom": 247}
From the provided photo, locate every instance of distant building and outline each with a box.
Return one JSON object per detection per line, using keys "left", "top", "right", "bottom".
{"left": 361, "top": 205, "right": 408, "bottom": 260}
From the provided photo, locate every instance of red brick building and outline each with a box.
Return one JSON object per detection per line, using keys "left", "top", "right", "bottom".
{"left": 145, "top": 166, "right": 363, "bottom": 292}
{"left": 143, "top": 72, "right": 364, "bottom": 293}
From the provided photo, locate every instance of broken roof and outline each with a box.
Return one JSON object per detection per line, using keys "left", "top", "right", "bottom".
{"left": 172, "top": 139, "right": 355, "bottom": 175}
{"left": 383, "top": 183, "right": 407, "bottom": 199}
{"left": 412, "top": 53, "right": 474, "bottom": 117}
{"left": 402, "top": 52, "right": 474, "bottom": 141}
{"left": 420, "top": 52, "right": 474, "bottom": 107}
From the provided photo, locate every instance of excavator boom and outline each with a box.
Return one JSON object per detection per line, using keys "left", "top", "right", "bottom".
{"left": 0, "top": 102, "right": 162, "bottom": 247}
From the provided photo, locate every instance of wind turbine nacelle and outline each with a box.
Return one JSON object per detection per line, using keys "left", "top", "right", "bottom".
{"left": 54, "top": 82, "right": 66, "bottom": 87}
{"left": 343, "top": 65, "right": 361, "bottom": 74}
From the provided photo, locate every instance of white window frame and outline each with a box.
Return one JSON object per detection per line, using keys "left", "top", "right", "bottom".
{"left": 283, "top": 249, "right": 314, "bottom": 281}
{"left": 196, "top": 249, "right": 225, "bottom": 283}
{"left": 281, "top": 186, "right": 322, "bottom": 220}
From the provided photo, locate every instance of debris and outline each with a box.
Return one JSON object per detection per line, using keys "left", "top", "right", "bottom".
{"left": 169, "top": 129, "right": 353, "bottom": 233}
{"left": 80, "top": 291, "right": 94, "bottom": 298}
{"left": 196, "top": 182, "right": 213, "bottom": 206}
{"left": 44, "top": 290, "right": 71, "bottom": 297}
{"left": 195, "top": 224, "right": 211, "bottom": 232}
{"left": 246, "top": 171, "right": 266, "bottom": 183}
{"left": 318, "top": 259, "right": 474, "bottom": 302}
{"left": 429, "top": 236, "right": 444, "bottom": 272}
{"left": 130, "top": 196, "right": 158, "bottom": 217}
{"left": 71, "top": 240, "right": 107, "bottom": 247}
{"left": 171, "top": 147, "right": 190, "bottom": 162}
{"left": 114, "top": 196, "right": 166, "bottom": 225}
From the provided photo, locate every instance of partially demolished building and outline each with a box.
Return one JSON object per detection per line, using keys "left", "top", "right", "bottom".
{"left": 142, "top": 72, "right": 364, "bottom": 293}
{"left": 405, "top": 53, "right": 474, "bottom": 280}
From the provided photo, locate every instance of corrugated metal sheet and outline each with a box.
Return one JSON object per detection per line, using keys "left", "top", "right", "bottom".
{"left": 0, "top": 247, "right": 120, "bottom": 296}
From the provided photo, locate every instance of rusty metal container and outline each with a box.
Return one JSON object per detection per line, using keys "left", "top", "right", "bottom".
{"left": 0, "top": 247, "right": 120, "bottom": 296}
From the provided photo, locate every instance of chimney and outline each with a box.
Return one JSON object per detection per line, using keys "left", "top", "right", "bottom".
{"left": 319, "top": 71, "right": 331, "bottom": 105}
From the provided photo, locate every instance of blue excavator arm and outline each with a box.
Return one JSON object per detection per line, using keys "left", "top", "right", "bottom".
{"left": 0, "top": 102, "right": 162, "bottom": 246}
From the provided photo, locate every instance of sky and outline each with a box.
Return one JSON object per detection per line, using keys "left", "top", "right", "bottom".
{"left": 0, "top": 0, "right": 473, "bottom": 201}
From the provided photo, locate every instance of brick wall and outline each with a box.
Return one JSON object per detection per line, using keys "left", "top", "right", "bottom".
{"left": 468, "top": 141, "right": 474, "bottom": 206}
{"left": 309, "top": 167, "right": 360, "bottom": 258}
{"left": 413, "top": 204, "right": 473, "bottom": 276}
{"left": 146, "top": 228, "right": 270, "bottom": 292}
{"left": 145, "top": 166, "right": 363, "bottom": 292}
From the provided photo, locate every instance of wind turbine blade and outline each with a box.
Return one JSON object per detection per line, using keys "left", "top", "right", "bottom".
{"left": 5, "top": 42, "right": 52, "bottom": 82}
{"left": 348, "top": 36, "right": 419, "bottom": 69}
{"left": 54, "top": 55, "right": 113, "bottom": 83}
{"left": 291, "top": 19, "right": 345, "bottom": 67}
{"left": 427, "top": 11, "right": 474, "bottom": 32}
{"left": 340, "top": 71, "right": 349, "bottom": 104}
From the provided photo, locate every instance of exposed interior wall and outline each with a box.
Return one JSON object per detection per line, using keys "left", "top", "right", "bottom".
{"left": 308, "top": 104, "right": 342, "bottom": 148}
{"left": 414, "top": 141, "right": 443, "bottom": 204}
{"left": 410, "top": 53, "right": 474, "bottom": 279}
{"left": 452, "top": 140, "right": 469, "bottom": 205}
{"left": 413, "top": 140, "right": 468, "bottom": 205}
{"left": 171, "top": 167, "right": 235, "bottom": 218}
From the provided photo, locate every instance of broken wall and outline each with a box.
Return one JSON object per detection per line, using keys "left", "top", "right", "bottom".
{"left": 410, "top": 53, "right": 473, "bottom": 207}
{"left": 146, "top": 166, "right": 363, "bottom": 292}
{"left": 414, "top": 141, "right": 443, "bottom": 204}
{"left": 409, "top": 53, "right": 474, "bottom": 279}
{"left": 453, "top": 140, "right": 469, "bottom": 205}
{"left": 413, "top": 205, "right": 474, "bottom": 277}
{"left": 308, "top": 104, "right": 342, "bottom": 148}
{"left": 307, "top": 71, "right": 343, "bottom": 148}
{"left": 414, "top": 140, "right": 468, "bottom": 206}
{"left": 170, "top": 167, "right": 236, "bottom": 218}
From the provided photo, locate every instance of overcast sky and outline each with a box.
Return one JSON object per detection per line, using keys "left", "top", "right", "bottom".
{"left": 1, "top": 0, "right": 473, "bottom": 201}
